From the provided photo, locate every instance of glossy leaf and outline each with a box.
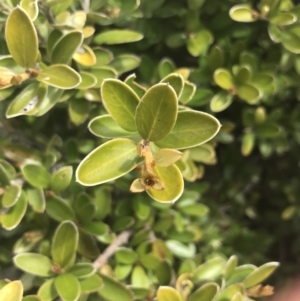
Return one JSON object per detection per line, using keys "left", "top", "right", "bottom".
{"left": 214, "top": 69, "right": 234, "bottom": 90}
{"left": 179, "top": 81, "right": 196, "bottom": 104}
{"left": 270, "top": 12, "right": 297, "bottom": 26}
{"left": 1, "top": 190, "right": 27, "bottom": 230}
{"left": 77, "top": 72, "right": 97, "bottom": 89}
{"left": 193, "top": 257, "right": 226, "bottom": 282}
{"left": 156, "top": 110, "right": 221, "bottom": 149}
{"left": 188, "top": 282, "right": 219, "bottom": 301}
{"left": 5, "top": 6, "right": 38, "bottom": 68}
{"left": 52, "top": 221, "right": 78, "bottom": 269}
{"left": 135, "top": 83, "right": 178, "bottom": 141}
{"left": 165, "top": 240, "right": 196, "bottom": 258}
{"left": 101, "top": 79, "right": 140, "bottom": 131}
{"left": 98, "top": 274, "right": 134, "bottom": 301}
{"left": 229, "top": 4, "right": 257, "bottom": 22}
{"left": 147, "top": 164, "right": 184, "bottom": 203}
{"left": 154, "top": 149, "right": 183, "bottom": 167}
{"left": 215, "top": 284, "right": 243, "bottom": 301}
{"left": 69, "top": 263, "right": 95, "bottom": 279}
{"left": 37, "top": 65, "right": 81, "bottom": 89}
{"left": 131, "top": 265, "right": 149, "bottom": 287}
{"left": 14, "top": 253, "right": 53, "bottom": 277}
{"left": 281, "top": 32, "right": 300, "bottom": 54}
{"left": 38, "top": 279, "right": 58, "bottom": 301}
{"left": 22, "top": 164, "right": 51, "bottom": 188}
{"left": 236, "top": 84, "right": 262, "bottom": 103}
{"left": 51, "top": 166, "right": 73, "bottom": 192}
{"left": 0, "top": 281, "right": 23, "bottom": 301}
{"left": 157, "top": 286, "right": 183, "bottom": 301}
{"left": 20, "top": 0, "right": 39, "bottom": 20}
{"left": 94, "top": 30, "right": 143, "bottom": 44}
{"left": 51, "top": 31, "right": 83, "bottom": 64}
{"left": 243, "top": 262, "right": 279, "bottom": 288}
{"left": 55, "top": 273, "right": 81, "bottom": 301}
{"left": 2, "top": 185, "right": 21, "bottom": 208}
{"left": 76, "top": 138, "right": 140, "bottom": 186}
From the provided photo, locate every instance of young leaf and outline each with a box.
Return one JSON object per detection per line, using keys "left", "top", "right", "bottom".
{"left": 155, "top": 110, "right": 221, "bottom": 149}
{"left": 55, "top": 273, "right": 81, "bottom": 301}
{"left": 76, "top": 138, "right": 140, "bottom": 186}
{"left": 154, "top": 149, "right": 183, "bottom": 167}
{"left": 37, "top": 65, "right": 81, "bottom": 89}
{"left": 213, "top": 69, "right": 234, "bottom": 90}
{"left": 5, "top": 6, "right": 38, "bottom": 68}
{"left": 188, "top": 282, "right": 219, "bottom": 301}
{"left": 94, "top": 30, "right": 143, "bottom": 44}
{"left": 73, "top": 45, "right": 97, "bottom": 67}
{"left": 20, "top": 0, "right": 39, "bottom": 20}
{"left": 0, "top": 281, "right": 23, "bottom": 301}
{"left": 14, "top": 253, "right": 53, "bottom": 277}
{"left": 147, "top": 164, "right": 184, "bottom": 203}
{"left": 229, "top": 4, "right": 257, "bottom": 22}
{"left": 51, "top": 221, "right": 78, "bottom": 269}
{"left": 210, "top": 91, "right": 233, "bottom": 112}
{"left": 157, "top": 286, "right": 183, "bottom": 301}
{"left": 50, "top": 166, "right": 73, "bottom": 192}
{"left": 101, "top": 79, "right": 140, "bottom": 132}
{"left": 135, "top": 83, "right": 178, "bottom": 141}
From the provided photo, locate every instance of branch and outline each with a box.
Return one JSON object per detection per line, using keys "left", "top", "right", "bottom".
{"left": 93, "top": 230, "right": 131, "bottom": 270}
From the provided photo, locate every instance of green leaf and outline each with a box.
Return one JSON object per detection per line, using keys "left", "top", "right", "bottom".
{"left": 22, "top": 164, "right": 51, "bottom": 188}
{"left": 94, "top": 30, "right": 143, "bottom": 45}
{"left": 98, "top": 274, "right": 134, "bottom": 301}
{"left": 1, "top": 190, "right": 27, "bottom": 230}
{"left": 110, "top": 54, "right": 141, "bottom": 75}
{"left": 101, "top": 79, "right": 140, "bottom": 131}
{"left": 193, "top": 257, "right": 226, "bottom": 282}
{"left": 77, "top": 72, "right": 97, "bottom": 89}
{"left": 241, "top": 131, "right": 255, "bottom": 156}
{"left": 135, "top": 83, "right": 178, "bottom": 141}
{"left": 157, "top": 286, "right": 183, "bottom": 301}
{"left": 179, "top": 203, "right": 209, "bottom": 217}
{"left": 160, "top": 73, "right": 184, "bottom": 98}
{"left": 0, "top": 281, "right": 23, "bottom": 301}
{"left": 55, "top": 273, "right": 81, "bottom": 301}
{"left": 213, "top": 69, "right": 234, "bottom": 90}
{"left": 37, "top": 65, "right": 81, "bottom": 89}
{"left": 51, "top": 31, "right": 83, "bottom": 64}
{"left": 187, "top": 30, "right": 213, "bottom": 57}
{"left": 89, "top": 66, "right": 118, "bottom": 88}
{"left": 224, "top": 255, "right": 238, "bottom": 280}
{"left": 188, "top": 282, "right": 219, "bottom": 301}
{"left": 281, "top": 31, "right": 300, "bottom": 54}
{"left": 236, "top": 84, "right": 262, "bottom": 104}
{"left": 82, "top": 221, "right": 108, "bottom": 236}
{"left": 270, "top": 12, "right": 297, "bottom": 26}
{"left": 68, "top": 263, "right": 95, "bottom": 279}
{"left": 38, "top": 278, "right": 58, "bottom": 301}
{"left": 94, "top": 47, "right": 113, "bottom": 67}
{"left": 5, "top": 6, "right": 38, "bottom": 68}
{"left": 6, "top": 82, "right": 47, "bottom": 118}
{"left": 165, "top": 240, "right": 195, "bottom": 258}
{"left": 76, "top": 138, "right": 140, "bottom": 186}
{"left": 147, "top": 164, "right": 184, "bottom": 203}
{"left": 45, "top": 195, "right": 76, "bottom": 222}
{"left": 210, "top": 91, "right": 233, "bottom": 112}
{"left": 20, "top": 0, "right": 39, "bottom": 20}
{"left": 52, "top": 221, "right": 78, "bottom": 269}
{"left": 226, "top": 264, "right": 256, "bottom": 285}
{"left": 208, "top": 46, "right": 224, "bottom": 72}
{"left": 243, "top": 262, "right": 279, "bottom": 288}
{"left": 155, "top": 149, "right": 183, "bottom": 167}
{"left": 51, "top": 166, "right": 73, "bottom": 192}
{"left": 131, "top": 265, "right": 149, "bottom": 287}
{"left": 69, "top": 98, "right": 89, "bottom": 125}
{"left": 14, "top": 253, "right": 53, "bottom": 277}
{"left": 22, "top": 295, "right": 41, "bottom": 301}
{"left": 158, "top": 58, "right": 176, "bottom": 79}
{"left": 215, "top": 284, "right": 243, "bottom": 301}
{"left": 179, "top": 81, "right": 196, "bottom": 104}
{"left": 2, "top": 185, "right": 21, "bottom": 208}
{"left": 155, "top": 260, "right": 172, "bottom": 285}
{"left": 156, "top": 110, "right": 221, "bottom": 149}
{"left": 80, "top": 274, "right": 103, "bottom": 293}
{"left": 229, "top": 4, "right": 257, "bottom": 22}
{"left": 88, "top": 115, "right": 136, "bottom": 138}
{"left": 115, "top": 248, "right": 138, "bottom": 265}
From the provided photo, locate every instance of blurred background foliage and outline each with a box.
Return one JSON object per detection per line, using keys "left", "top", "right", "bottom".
{"left": 0, "top": 0, "right": 300, "bottom": 300}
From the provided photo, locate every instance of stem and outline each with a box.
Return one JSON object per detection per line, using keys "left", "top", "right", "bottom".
{"left": 93, "top": 230, "right": 131, "bottom": 270}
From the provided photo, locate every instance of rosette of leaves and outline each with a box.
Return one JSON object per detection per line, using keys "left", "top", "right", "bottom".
{"left": 76, "top": 75, "right": 221, "bottom": 203}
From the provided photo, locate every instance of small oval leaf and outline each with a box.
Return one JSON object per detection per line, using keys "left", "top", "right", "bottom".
{"left": 55, "top": 273, "right": 81, "bottom": 301}
{"left": 0, "top": 281, "right": 23, "bottom": 301}
{"left": 94, "top": 30, "right": 143, "bottom": 45}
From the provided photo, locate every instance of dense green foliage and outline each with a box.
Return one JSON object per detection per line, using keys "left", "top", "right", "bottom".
{"left": 0, "top": 0, "right": 299, "bottom": 300}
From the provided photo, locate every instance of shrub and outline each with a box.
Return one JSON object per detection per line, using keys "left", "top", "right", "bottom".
{"left": 2, "top": 0, "right": 300, "bottom": 300}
